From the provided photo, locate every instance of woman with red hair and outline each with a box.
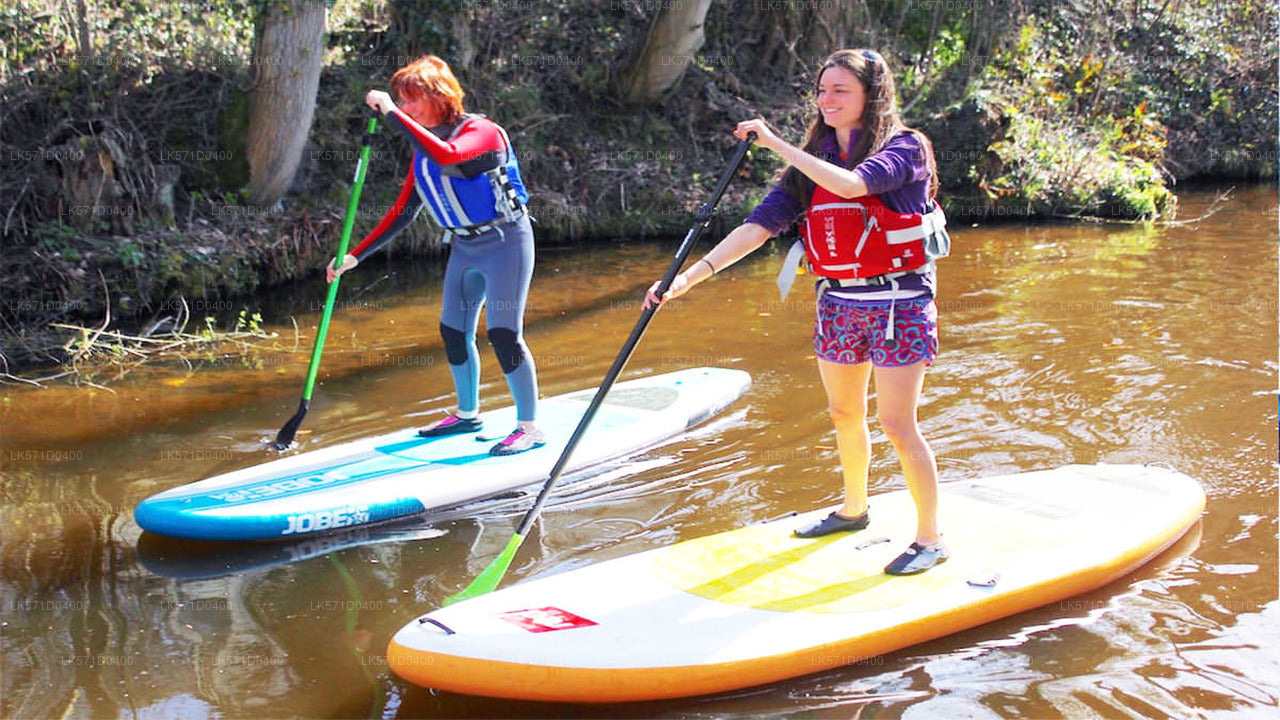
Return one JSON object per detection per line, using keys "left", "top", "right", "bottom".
{"left": 328, "top": 55, "right": 543, "bottom": 456}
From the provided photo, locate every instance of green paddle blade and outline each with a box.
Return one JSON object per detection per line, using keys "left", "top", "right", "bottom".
{"left": 444, "top": 532, "right": 525, "bottom": 605}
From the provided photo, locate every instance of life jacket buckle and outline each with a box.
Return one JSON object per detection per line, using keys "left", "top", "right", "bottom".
{"left": 447, "top": 206, "right": 526, "bottom": 241}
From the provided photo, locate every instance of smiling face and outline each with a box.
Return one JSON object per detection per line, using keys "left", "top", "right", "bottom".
{"left": 816, "top": 65, "right": 867, "bottom": 135}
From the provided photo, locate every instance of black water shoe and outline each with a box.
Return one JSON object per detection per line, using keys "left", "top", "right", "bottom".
{"left": 417, "top": 414, "right": 483, "bottom": 438}
{"left": 884, "top": 542, "right": 949, "bottom": 575}
{"left": 792, "top": 509, "right": 870, "bottom": 539}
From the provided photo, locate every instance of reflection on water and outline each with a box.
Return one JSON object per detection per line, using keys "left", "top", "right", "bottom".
{"left": 1, "top": 188, "right": 1277, "bottom": 718}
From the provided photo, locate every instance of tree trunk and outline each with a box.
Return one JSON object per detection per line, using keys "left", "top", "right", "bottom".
{"left": 73, "top": 0, "right": 91, "bottom": 65}
{"left": 246, "top": 0, "right": 326, "bottom": 207}
{"left": 723, "top": 0, "right": 858, "bottom": 83}
{"left": 621, "top": 0, "right": 715, "bottom": 104}
{"left": 387, "top": 1, "right": 466, "bottom": 69}
{"left": 795, "top": 1, "right": 856, "bottom": 62}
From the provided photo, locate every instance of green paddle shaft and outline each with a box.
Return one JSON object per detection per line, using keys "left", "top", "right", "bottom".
{"left": 273, "top": 114, "right": 378, "bottom": 450}
{"left": 304, "top": 114, "right": 379, "bottom": 400}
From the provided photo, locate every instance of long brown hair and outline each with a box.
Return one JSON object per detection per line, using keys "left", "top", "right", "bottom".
{"left": 780, "top": 49, "right": 938, "bottom": 206}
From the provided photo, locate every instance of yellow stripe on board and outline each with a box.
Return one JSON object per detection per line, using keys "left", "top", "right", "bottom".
{"left": 651, "top": 488, "right": 1086, "bottom": 614}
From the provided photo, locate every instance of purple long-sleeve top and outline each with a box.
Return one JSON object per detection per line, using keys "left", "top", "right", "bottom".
{"left": 746, "top": 128, "right": 936, "bottom": 299}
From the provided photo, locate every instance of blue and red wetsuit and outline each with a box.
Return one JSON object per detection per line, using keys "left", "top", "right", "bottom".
{"left": 351, "top": 108, "right": 538, "bottom": 422}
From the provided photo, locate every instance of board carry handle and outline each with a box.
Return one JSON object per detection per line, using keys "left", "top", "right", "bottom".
{"left": 445, "top": 133, "right": 757, "bottom": 605}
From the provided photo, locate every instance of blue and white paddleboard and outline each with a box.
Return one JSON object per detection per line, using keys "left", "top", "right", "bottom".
{"left": 134, "top": 367, "right": 751, "bottom": 541}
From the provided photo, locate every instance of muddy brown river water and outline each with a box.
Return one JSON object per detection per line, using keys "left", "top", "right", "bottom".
{"left": 2, "top": 187, "right": 1276, "bottom": 718}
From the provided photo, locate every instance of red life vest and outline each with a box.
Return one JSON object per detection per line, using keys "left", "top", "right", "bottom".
{"left": 801, "top": 184, "right": 948, "bottom": 279}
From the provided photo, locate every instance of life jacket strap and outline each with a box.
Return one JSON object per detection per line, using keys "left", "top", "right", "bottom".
{"left": 817, "top": 263, "right": 933, "bottom": 289}
{"left": 445, "top": 206, "right": 526, "bottom": 242}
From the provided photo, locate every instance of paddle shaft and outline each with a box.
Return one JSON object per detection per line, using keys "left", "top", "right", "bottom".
{"left": 444, "top": 134, "right": 756, "bottom": 604}
{"left": 273, "top": 114, "right": 378, "bottom": 448}
{"left": 514, "top": 134, "right": 755, "bottom": 536}
{"left": 303, "top": 116, "right": 377, "bottom": 396}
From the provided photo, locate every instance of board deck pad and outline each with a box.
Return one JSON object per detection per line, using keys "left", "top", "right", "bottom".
{"left": 134, "top": 367, "right": 751, "bottom": 541}
{"left": 651, "top": 474, "right": 1100, "bottom": 614}
{"left": 387, "top": 463, "right": 1205, "bottom": 703}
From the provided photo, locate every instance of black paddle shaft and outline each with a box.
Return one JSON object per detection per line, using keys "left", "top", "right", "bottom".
{"left": 514, "top": 134, "right": 755, "bottom": 536}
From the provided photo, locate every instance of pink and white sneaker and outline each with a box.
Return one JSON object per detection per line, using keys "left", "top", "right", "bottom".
{"left": 489, "top": 427, "right": 546, "bottom": 456}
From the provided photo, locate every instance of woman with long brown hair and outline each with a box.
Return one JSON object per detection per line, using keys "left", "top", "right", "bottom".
{"left": 646, "top": 49, "right": 951, "bottom": 575}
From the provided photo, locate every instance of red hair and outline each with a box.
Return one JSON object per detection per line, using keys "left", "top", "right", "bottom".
{"left": 390, "top": 55, "right": 466, "bottom": 125}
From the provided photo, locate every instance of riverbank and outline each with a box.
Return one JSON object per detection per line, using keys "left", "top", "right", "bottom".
{"left": 1, "top": 1, "right": 1274, "bottom": 371}
{"left": 0, "top": 186, "right": 1269, "bottom": 446}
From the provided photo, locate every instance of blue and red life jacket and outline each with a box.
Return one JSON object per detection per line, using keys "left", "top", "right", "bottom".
{"left": 413, "top": 116, "right": 528, "bottom": 231}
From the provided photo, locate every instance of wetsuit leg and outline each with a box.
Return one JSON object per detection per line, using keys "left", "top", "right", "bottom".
{"left": 439, "top": 258, "right": 486, "bottom": 415}
{"left": 469, "top": 217, "right": 538, "bottom": 422}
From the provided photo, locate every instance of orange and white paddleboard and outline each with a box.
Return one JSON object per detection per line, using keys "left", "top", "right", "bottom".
{"left": 387, "top": 463, "right": 1205, "bottom": 702}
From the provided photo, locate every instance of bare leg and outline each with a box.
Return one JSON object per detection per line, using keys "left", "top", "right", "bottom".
{"left": 872, "top": 360, "right": 940, "bottom": 545}
{"left": 816, "top": 358, "right": 873, "bottom": 518}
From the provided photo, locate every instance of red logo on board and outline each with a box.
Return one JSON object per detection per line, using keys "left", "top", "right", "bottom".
{"left": 498, "top": 607, "right": 598, "bottom": 633}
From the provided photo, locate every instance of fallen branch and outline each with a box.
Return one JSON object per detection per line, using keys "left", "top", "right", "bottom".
{"left": 0, "top": 302, "right": 288, "bottom": 388}
{"left": 1042, "top": 186, "right": 1233, "bottom": 227}
{"left": 68, "top": 271, "right": 112, "bottom": 366}
{"left": 1156, "top": 187, "right": 1234, "bottom": 228}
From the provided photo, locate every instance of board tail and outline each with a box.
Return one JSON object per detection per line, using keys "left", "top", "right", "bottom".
{"left": 445, "top": 533, "right": 524, "bottom": 605}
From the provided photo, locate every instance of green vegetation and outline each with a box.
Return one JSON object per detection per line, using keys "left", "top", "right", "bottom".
{"left": 0, "top": 0, "right": 1274, "bottom": 370}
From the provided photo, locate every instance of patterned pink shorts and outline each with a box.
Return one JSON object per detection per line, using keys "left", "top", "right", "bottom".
{"left": 813, "top": 294, "right": 938, "bottom": 367}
